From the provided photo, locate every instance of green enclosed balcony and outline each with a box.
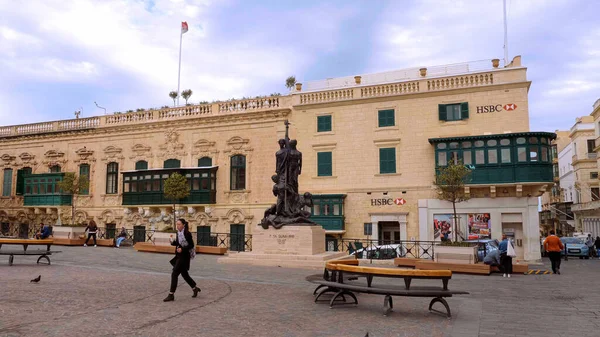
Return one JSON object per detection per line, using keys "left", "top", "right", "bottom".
{"left": 309, "top": 194, "right": 346, "bottom": 231}
{"left": 23, "top": 173, "right": 73, "bottom": 206}
{"left": 122, "top": 167, "right": 218, "bottom": 205}
{"left": 429, "top": 132, "right": 557, "bottom": 185}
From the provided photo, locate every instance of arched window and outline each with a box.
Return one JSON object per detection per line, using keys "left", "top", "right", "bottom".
{"left": 135, "top": 160, "right": 148, "bottom": 170}
{"left": 49, "top": 165, "right": 61, "bottom": 173}
{"left": 230, "top": 155, "right": 246, "bottom": 190}
{"left": 79, "top": 164, "right": 90, "bottom": 195}
{"left": 163, "top": 159, "right": 181, "bottom": 168}
{"left": 106, "top": 162, "right": 118, "bottom": 194}
{"left": 198, "top": 157, "right": 212, "bottom": 167}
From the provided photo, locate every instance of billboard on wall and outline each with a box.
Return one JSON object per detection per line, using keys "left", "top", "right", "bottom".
{"left": 467, "top": 213, "right": 491, "bottom": 240}
{"left": 433, "top": 214, "right": 467, "bottom": 241}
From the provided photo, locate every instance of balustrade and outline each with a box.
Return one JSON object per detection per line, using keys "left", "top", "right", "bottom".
{"left": 159, "top": 105, "right": 212, "bottom": 119}
{"left": 105, "top": 111, "right": 153, "bottom": 125}
{"left": 218, "top": 97, "right": 279, "bottom": 113}
{"left": 299, "top": 89, "right": 353, "bottom": 104}
{"left": 427, "top": 73, "right": 493, "bottom": 91}
{"left": 360, "top": 81, "right": 419, "bottom": 98}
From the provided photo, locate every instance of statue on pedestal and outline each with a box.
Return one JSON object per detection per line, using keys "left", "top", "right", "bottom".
{"left": 260, "top": 120, "right": 314, "bottom": 229}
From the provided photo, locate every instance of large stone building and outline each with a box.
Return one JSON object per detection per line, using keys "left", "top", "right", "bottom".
{"left": 572, "top": 99, "right": 600, "bottom": 236}
{"left": 0, "top": 56, "right": 554, "bottom": 261}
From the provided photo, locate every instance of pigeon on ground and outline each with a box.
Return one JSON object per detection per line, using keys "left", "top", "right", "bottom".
{"left": 30, "top": 275, "right": 41, "bottom": 283}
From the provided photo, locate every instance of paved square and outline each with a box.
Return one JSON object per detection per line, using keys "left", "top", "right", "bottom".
{"left": 1, "top": 247, "right": 599, "bottom": 337}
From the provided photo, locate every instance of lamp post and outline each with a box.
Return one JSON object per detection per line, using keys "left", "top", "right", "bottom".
{"left": 94, "top": 101, "right": 107, "bottom": 115}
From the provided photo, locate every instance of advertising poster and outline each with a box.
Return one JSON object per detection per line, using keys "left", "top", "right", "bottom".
{"left": 433, "top": 214, "right": 468, "bottom": 241}
{"left": 467, "top": 213, "right": 491, "bottom": 239}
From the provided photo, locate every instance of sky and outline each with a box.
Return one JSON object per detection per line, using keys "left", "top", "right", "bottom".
{"left": 1, "top": 0, "right": 599, "bottom": 132}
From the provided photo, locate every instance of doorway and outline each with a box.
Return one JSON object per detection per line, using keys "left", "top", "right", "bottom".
{"left": 230, "top": 224, "right": 245, "bottom": 252}
{"left": 502, "top": 222, "right": 524, "bottom": 259}
{"left": 378, "top": 221, "right": 401, "bottom": 245}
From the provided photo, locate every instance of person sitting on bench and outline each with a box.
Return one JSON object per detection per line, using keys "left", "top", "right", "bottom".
{"left": 483, "top": 249, "right": 503, "bottom": 272}
{"left": 39, "top": 224, "right": 52, "bottom": 240}
{"left": 34, "top": 223, "right": 44, "bottom": 239}
{"left": 115, "top": 227, "right": 127, "bottom": 248}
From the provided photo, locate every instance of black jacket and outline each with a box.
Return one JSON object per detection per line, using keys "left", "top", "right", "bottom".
{"left": 170, "top": 231, "right": 195, "bottom": 271}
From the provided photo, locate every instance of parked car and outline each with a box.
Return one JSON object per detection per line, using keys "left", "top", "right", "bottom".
{"left": 560, "top": 237, "right": 589, "bottom": 259}
{"left": 354, "top": 244, "right": 406, "bottom": 260}
{"left": 462, "top": 239, "right": 499, "bottom": 262}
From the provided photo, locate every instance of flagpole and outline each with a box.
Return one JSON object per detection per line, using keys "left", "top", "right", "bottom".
{"left": 177, "top": 27, "right": 183, "bottom": 106}
{"left": 503, "top": 0, "right": 509, "bottom": 66}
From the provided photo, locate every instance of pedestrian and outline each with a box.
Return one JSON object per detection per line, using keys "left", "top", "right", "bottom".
{"left": 114, "top": 226, "right": 127, "bottom": 248}
{"left": 595, "top": 236, "right": 600, "bottom": 259}
{"left": 498, "top": 234, "right": 515, "bottom": 278}
{"left": 585, "top": 234, "right": 594, "bottom": 258}
{"left": 84, "top": 219, "right": 98, "bottom": 247}
{"left": 483, "top": 249, "right": 503, "bottom": 273}
{"left": 163, "top": 218, "right": 201, "bottom": 302}
{"left": 543, "top": 230, "right": 564, "bottom": 274}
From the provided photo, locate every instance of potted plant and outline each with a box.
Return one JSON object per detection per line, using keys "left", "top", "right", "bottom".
{"left": 354, "top": 75, "right": 362, "bottom": 84}
{"left": 492, "top": 59, "right": 500, "bottom": 68}
{"left": 419, "top": 68, "right": 427, "bottom": 77}
{"left": 295, "top": 83, "right": 302, "bottom": 91}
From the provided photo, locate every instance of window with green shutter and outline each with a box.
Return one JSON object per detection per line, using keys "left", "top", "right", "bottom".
{"left": 198, "top": 157, "right": 212, "bottom": 167}
{"left": 2, "top": 169, "right": 13, "bottom": 197}
{"left": 438, "top": 103, "right": 469, "bottom": 121}
{"left": 163, "top": 159, "right": 181, "bottom": 168}
{"left": 49, "top": 165, "right": 61, "bottom": 173}
{"left": 378, "top": 109, "right": 395, "bottom": 127}
{"left": 135, "top": 160, "right": 148, "bottom": 170}
{"left": 317, "top": 152, "right": 332, "bottom": 176}
{"left": 16, "top": 167, "right": 32, "bottom": 195}
{"left": 379, "top": 148, "right": 396, "bottom": 174}
{"left": 317, "top": 115, "right": 332, "bottom": 132}
{"left": 79, "top": 164, "right": 90, "bottom": 195}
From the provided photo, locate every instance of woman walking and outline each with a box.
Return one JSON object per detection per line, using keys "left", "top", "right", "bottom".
{"left": 84, "top": 219, "right": 98, "bottom": 247}
{"left": 163, "top": 218, "right": 201, "bottom": 302}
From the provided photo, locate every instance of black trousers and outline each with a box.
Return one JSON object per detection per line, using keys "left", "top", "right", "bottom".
{"left": 500, "top": 253, "right": 513, "bottom": 274}
{"left": 548, "top": 251, "right": 562, "bottom": 273}
{"left": 85, "top": 233, "right": 97, "bottom": 245}
{"left": 170, "top": 266, "right": 197, "bottom": 293}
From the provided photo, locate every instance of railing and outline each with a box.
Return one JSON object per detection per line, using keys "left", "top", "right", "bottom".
{"left": 105, "top": 111, "right": 154, "bottom": 125}
{"left": 587, "top": 153, "right": 597, "bottom": 159}
{"left": 427, "top": 73, "right": 493, "bottom": 91}
{"left": 301, "top": 59, "right": 494, "bottom": 92}
{"left": 360, "top": 81, "right": 419, "bottom": 98}
{"left": 57, "top": 117, "right": 100, "bottom": 131}
{"left": 328, "top": 239, "right": 439, "bottom": 260}
{"left": 16, "top": 122, "right": 54, "bottom": 135}
{"left": 0, "top": 223, "right": 47, "bottom": 239}
{"left": 299, "top": 89, "right": 353, "bottom": 104}
{"left": 158, "top": 105, "right": 212, "bottom": 119}
{"left": 218, "top": 97, "right": 280, "bottom": 113}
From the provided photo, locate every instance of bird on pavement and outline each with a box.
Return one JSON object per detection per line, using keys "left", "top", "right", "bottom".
{"left": 30, "top": 275, "right": 41, "bottom": 283}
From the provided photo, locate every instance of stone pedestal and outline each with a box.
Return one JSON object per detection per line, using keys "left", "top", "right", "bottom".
{"left": 218, "top": 225, "right": 347, "bottom": 269}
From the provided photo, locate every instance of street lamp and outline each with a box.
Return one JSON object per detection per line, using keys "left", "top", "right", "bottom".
{"left": 94, "top": 101, "right": 107, "bottom": 115}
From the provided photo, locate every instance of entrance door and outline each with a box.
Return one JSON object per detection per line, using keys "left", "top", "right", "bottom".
{"left": 378, "top": 221, "right": 401, "bottom": 245}
{"left": 502, "top": 223, "right": 524, "bottom": 259}
{"left": 230, "top": 224, "right": 245, "bottom": 252}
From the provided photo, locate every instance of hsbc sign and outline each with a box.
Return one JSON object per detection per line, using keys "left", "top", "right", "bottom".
{"left": 371, "top": 198, "right": 406, "bottom": 206}
{"left": 476, "top": 103, "right": 518, "bottom": 114}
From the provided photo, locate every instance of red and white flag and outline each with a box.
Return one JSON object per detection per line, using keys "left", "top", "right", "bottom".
{"left": 181, "top": 21, "right": 188, "bottom": 34}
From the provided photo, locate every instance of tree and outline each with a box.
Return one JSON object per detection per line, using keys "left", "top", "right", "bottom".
{"left": 169, "top": 91, "right": 179, "bottom": 107}
{"left": 285, "top": 76, "right": 296, "bottom": 90}
{"left": 163, "top": 172, "right": 190, "bottom": 228}
{"left": 57, "top": 172, "right": 90, "bottom": 225}
{"left": 181, "top": 89, "right": 193, "bottom": 105}
{"left": 433, "top": 161, "right": 472, "bottom": 242}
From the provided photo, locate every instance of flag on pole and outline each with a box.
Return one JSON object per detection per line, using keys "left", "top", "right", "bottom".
{"left": 181, "top": 21, "right": 188, "bottom": 34}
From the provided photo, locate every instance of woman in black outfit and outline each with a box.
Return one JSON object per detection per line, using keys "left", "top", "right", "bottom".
{"left": 163, "top": 218, "right": 201, "bottom": 302}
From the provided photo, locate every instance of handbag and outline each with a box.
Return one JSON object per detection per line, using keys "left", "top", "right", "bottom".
{"left": 507, "top": 240, "right": 517, "bottom": 257}
{"left": 189, "top": 247, "right": 196, "bottom": 260}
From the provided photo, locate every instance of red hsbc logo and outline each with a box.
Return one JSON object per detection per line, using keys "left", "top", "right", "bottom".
{"left": 371, "top": 198, "right": 407, "bottom": 206}
{"left": 394, "top": 198, "right": 406, "bottom": 205}
{"left": 476, "top": 103, "right": 517, "bottom": 114}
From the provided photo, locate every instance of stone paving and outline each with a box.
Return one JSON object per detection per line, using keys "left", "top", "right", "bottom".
{"left": 1, "top": 246, "right": 599, "bottom": 337}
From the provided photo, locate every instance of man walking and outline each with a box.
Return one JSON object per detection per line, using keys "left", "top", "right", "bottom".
{"left": 544, "top": 230, "right": 564, "bottom": 274}
{"left": 585, "top": 234, "right": 594, "bottom": 258}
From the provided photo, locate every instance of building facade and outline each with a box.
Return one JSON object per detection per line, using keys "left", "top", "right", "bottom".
{"left": 0, "top": 56, "right": 553, "bottom": 261}
{"left": 573, "top": 99, "right": 600, "bottom": 236}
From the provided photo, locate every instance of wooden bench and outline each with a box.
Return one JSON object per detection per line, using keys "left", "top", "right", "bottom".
{"left": 0, "top": 250, "right": 60, "bottom": 266}
{"left": 307, "top": 262, "right": 468, "bottom": 317}
{"left": 134, "top": 242, "right": 228, "bottom": 255}
{"left": 415, "top": 260, "right": 491, "bottom": 275}
{"left": 0, "top": 238, "right": 54, "bottom": 252}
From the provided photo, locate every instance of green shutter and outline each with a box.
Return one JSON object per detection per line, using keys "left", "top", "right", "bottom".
{"left": 16, "top": 169, "right": 27, "bottom": 195}
{"left": 198, "top": 157, "right": 212, "bottom": 167}
{"left": 317, "top": 152, "right": 332, "bottom": 176}
{"left": 438, "top": 104, "right": 447, "bottom": 121}
{"left": 317, "top": 115, "right": 332, "bottom": 132}
{"left": 461, "top": 102, "right": 469, "bottom": 119}
{"left": 378, "top": 109, "right": 395, "bottom": 127}
{"left": 163, "top": 159, "right": 181, "bottom": 168}
{"left": 379, "top": 148, "right": 396, "bottom": 174}
{"left": 135, "top": 161, "right": 148, "bottom": 170}
{"left": 79, "top": 164, "right": 90, "bottom": 195}
{"left": 2, "top": 169, "right": 12, "bottom": 197}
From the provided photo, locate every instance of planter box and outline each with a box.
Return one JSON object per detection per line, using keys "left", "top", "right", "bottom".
{"left": 152, "top": 232, "right": 175, "bottom": 246}
{"left": 434, "top": 245, "right": 478, "bottom": 264}
{"left": 53, "top": 226, "right": 87, "bottom": 239}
